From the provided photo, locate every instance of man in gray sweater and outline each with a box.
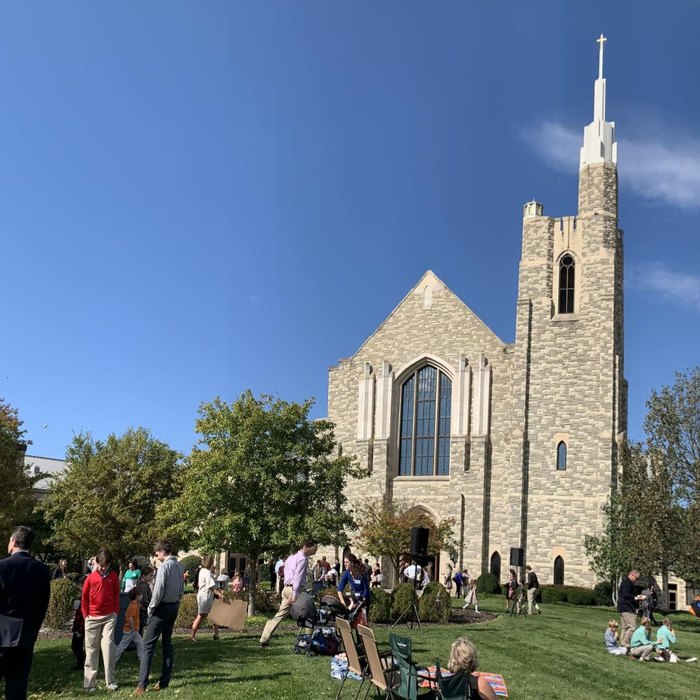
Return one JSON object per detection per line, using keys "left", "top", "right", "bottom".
{"left": 132, "top": 540, "right": 184, "bottom": 696}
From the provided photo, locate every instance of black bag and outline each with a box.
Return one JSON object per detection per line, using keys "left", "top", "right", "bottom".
{"left": 0, "top": 614, "right": 23, "bottom": 648}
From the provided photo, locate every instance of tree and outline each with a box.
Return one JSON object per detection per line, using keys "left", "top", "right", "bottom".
{"left": 42, "top": 428, "right": 182, "bottom": 567}
{"left": 354, "top": 499, "right": 456, "bottom": 582}
{"left": 644, "top": 367, "right": 700, "bottom": 584}
{"left": 0, "top": 398, "right": 36, "bottom": 542}
{"left": 644, "top": 367, "right": 700, "bottom": 505}
{"left": 584, "top": 440, "right": 682, "bottom": 605}
{"left": 162, "top": 391, "right": 363, "bottom": 615}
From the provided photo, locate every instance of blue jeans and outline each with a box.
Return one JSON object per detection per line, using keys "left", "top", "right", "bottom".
{"left": 137, "top": 602, "right": 179, "bottom": 689}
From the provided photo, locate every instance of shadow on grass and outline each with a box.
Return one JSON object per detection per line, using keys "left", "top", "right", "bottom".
{"left": 31, "top": 634, "right": 295, "bottom": 695}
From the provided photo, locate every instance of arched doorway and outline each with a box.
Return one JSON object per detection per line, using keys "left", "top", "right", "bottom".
{"left": 490, "top": 551, "right": 501, "bottom": 582}
{"left": 554, "top": 556, "right": 565, "bottom": 585}
{"left": 401, "top": 506, "right": 439, "bottom": 587}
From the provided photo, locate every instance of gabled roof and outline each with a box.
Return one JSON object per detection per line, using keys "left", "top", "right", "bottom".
{"left": 351, "top": 269, "right": 506, "bottom": 359}
{"left": 24, "top": 454, "right": 68, "bottom": 491}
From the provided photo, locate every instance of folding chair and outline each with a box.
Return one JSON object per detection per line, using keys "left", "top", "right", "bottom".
{"left": 389, "top": 632, "right": 434, "bottom": 700}
{"left": 356, "top": 625, "right": 397, "bottom": 699}
{"left": 433, "top": 663, "right": 477, "bottom": 700}
{"left": 336, "top": 617, "right": 368, "bottom": 700}
{"left": 389, "top": 633, "right": 412, "bottom": 665}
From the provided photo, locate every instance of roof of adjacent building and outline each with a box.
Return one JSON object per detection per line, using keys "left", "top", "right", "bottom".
{"left": 24, "top": 454, "right": 68, "bottom": 492}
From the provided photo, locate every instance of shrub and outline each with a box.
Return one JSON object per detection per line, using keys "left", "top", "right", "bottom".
{"left": 369, "top": 587, "right": 392, "bottom": 623}
{"left": 175, "top": 592, "right": 203, "bottom": 628}
{"left": 179, "top": 555, "right": 202, "bottom": 584}
{"left": 476, "top": 572, "right": 501, "bottom": 594}
{"left": 566, "top": 587, "right": 596, "bottom": 606}
{"left": 593, "top": 581, "right": 614, "bottom": 606}
{"left": 417, "top": 582, "right": 452, "bottom": 623}
{"left": 316, "top": 586, "right": 337, "bottom": 604}
{"left": 45, "top": 578, "right": 79, "bottom": 629}
{"left": 390, "top": 583, "right": 416, "bottom": 621}
{"left": 540, "top": 586, "right": 567, "bottom": 604}
{"left": 228, "top": 587, "right": 276, "bottom": 614}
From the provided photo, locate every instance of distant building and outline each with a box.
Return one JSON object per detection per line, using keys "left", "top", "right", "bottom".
{"left": 24, "top": 454, "right": 67, "bottom": 499}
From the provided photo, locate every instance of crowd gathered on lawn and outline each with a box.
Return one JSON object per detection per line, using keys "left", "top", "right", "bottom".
{"left": 0, "top": 526, "right": 698, "bottom": 699}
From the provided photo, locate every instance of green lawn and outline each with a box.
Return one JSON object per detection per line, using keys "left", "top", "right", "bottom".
{"left": 28, "top": 596, "right": 700, "bottom": 699}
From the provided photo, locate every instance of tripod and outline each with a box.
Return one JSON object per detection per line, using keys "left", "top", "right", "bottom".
{"left": 392, "top": 561, "right": 423, "bottom": 631}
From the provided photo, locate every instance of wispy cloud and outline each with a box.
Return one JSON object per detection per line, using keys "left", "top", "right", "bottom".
{"left": 520, "top": 121, "right": 700, "bottom": 210}
{"left": 628, "top": 263, "right": 700, "bottom": 312}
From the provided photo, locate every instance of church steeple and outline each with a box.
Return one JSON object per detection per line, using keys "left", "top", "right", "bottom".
{"left": 580, "top": 34, "right": 618, "bottom": 168}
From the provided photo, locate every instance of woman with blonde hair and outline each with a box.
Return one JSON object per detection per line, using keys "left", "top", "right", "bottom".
{"left": 189, "top": 555, "right": 222, "bottom": 641}
{"left": 447, "top": 637, "right": 498, "bottom": 700}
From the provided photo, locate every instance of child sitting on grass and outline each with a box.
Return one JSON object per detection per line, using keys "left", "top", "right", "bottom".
{"left": 629, "top": 616, "right": 658, "bottom": 661}
{"left": 604, "top": 619, "right": 627, "bottom": 656}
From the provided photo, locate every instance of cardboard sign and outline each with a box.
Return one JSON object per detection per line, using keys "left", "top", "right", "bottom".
{"left": 209, "top": 598, "right": 247, "bottom": 630}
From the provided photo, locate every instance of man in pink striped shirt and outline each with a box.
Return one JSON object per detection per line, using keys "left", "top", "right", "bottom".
{"left": 259, "top": 539, "right": 317, "bottom": 647}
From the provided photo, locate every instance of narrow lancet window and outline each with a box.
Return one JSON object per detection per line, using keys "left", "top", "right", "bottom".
{"left": 554, "top": 556, "right": 565, "bottom": 585}
{"left": 556, "top": 441, "right": 567, "bottom": 471}
{"left": 559, "top": 255, "right": 575, "bottom": 314}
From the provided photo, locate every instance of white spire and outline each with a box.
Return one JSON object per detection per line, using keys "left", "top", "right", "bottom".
{"left": 580, "top": 34, "right": 617, "bottom": 169}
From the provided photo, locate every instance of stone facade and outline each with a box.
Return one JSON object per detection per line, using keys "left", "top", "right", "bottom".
{"left": 324, "top": 64, "right": 627, "bottom": 589}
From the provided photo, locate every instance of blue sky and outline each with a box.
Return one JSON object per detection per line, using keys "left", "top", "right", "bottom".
{"left": 2, "top": 1, "right": 699, "bottom": 458}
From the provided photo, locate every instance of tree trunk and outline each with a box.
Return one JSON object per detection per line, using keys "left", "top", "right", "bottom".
{"left": 661, "top": 569, "right": 669, "bottom": 612}
{"left": 247, "top": 552, "right": 258, "bottom": 617}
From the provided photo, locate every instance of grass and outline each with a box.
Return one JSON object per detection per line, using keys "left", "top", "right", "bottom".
{"left": 27, "top": 595, "right": 700, "bottom": 699}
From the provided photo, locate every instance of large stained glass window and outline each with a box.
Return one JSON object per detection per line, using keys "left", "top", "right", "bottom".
{"left": 398, "top": 365, "right": 452, "bottom": 476}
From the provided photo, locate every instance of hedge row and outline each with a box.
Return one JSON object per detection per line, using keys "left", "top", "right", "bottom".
{"left": 539, "top": 585, "right": 598, "bottom": 605}
{"left": 368, "top": 581, "right": 452, "bottom": 624}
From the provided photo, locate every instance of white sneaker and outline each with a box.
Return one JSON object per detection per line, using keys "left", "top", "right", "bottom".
{"left": 686, "top": 657, "right": 698, "bottom": 663}
{"left": 107, "top": 683, "right": 119, "bottom": 691}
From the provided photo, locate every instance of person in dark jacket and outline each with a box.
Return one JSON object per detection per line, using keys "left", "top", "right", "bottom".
{"left": 618, "top": 569, "right": 643, "bottom": 647}
{"left": 51, "top": 559, "right": 68, "bottom": 580}
{"left": 0, "top": 525, "right": 51, "bottom": 700}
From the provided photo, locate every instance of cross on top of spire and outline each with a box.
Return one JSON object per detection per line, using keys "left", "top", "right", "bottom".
{"left": 597, "top": 33, "right": 607, "bottom": 79}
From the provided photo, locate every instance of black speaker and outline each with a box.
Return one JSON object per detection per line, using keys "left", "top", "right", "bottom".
{"left": 510, "top": 547, "right": 524, "bottom": 567}
{"left": 410, "top": 527, "right": 429, "bottom": 556}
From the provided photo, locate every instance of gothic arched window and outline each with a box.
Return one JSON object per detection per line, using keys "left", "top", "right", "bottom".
{"left": 559, "top": 255, "right": 575, "bottom": 314}
{"left": 554, "top": 556, "right": 565, "bottom": 585}
{"left": 399, "top": 365, "right": 452, "bottom": 476}
{"left": 556, "top": 441, "right": 567, "bottom": 471}
{"left": 490, "top": 551, "right": 502, "bottom": 582}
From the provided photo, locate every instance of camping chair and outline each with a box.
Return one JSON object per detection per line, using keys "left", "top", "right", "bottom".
{"left": 389, "top": 633, "right": 412, "bottom": 665}
{"left": 356, "top": 625, "right": 397, "bottom": 699}
{"left": 336, "top": 618, "right": 368, "bottom": 700}
{"left": 388, "top": 632, "right": 435, "bottom": 700}
{"left": 433, "top": 663, "right": 477, "bottom": 700}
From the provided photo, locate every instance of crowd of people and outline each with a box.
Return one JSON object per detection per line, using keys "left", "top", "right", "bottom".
{"left": 2, "top": 524, "right": 698, "bottom": 699}
{"left": 605, "top": 569, "right": 697, "bottom": 663}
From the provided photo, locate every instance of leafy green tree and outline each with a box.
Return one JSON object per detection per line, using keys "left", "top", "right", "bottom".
{"left": 645, "top": 367, "right": 700, "bottom": 505}
{"left": 0, "top": 398, "right": 36, "bottom": 542}
{"left": 354, "top": 499, "right": 456, "bottom": 584}
{"left": 585, "top": 440, "right": 681, "bottom": 605}
{"left": 162, "top": 391, "right": 362, "bottom": 615}
{"left": 644, "top": 367, "right": 700, "bottom": 585}
{"left": 43, "top": 428, "right": 182, "bottom": 567}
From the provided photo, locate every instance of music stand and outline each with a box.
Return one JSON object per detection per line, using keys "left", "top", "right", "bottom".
{"left": 392, "top": 558, "right": 423, "bottom": 631}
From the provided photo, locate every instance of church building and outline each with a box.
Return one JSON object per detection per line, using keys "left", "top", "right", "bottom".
{"left": 326, "top": 37, "right": 626, "bottom": 588}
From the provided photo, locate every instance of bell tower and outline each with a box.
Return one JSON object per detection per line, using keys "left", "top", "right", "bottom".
{"left": 511, "top": 35, "right": 627, "bottom": 585}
